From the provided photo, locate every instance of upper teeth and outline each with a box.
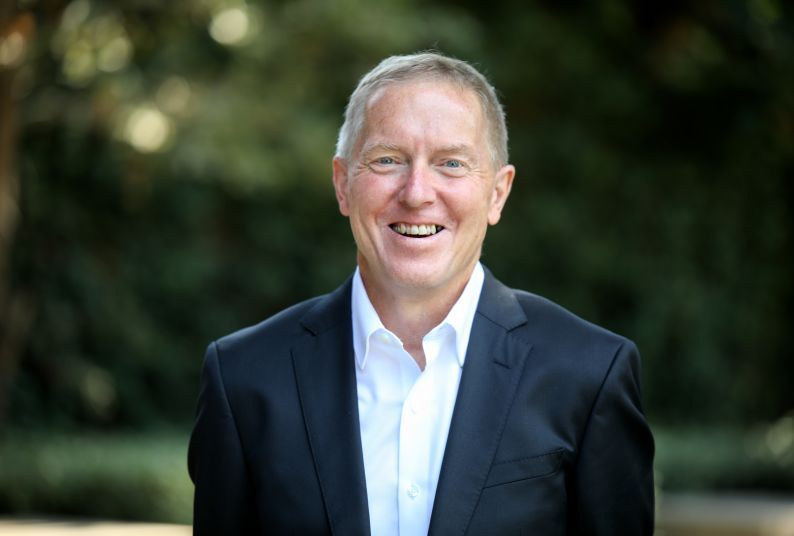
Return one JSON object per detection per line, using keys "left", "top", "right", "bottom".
{"left": 393, "top": 223, "right": 439, "bottom": 236}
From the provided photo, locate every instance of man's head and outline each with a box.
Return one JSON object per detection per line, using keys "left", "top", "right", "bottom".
{"left": 336, "top": 52, "right": 509, "bottom": 170}
{"left": 332, "top": 52, "right": 515, "bottom": 300}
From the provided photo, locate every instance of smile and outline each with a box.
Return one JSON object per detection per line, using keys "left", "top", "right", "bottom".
{"left": 390, "top": 223, "right": 444, "bottom": 237}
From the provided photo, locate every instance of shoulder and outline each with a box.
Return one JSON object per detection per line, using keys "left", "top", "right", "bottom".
{"left": 512, "top": 288, "right": 629, "bottom": 349}
{"left": 492, "top": 282, "right": 647, "bottom": 433}
{"left": 209, "top": 276, "right": 353, "bottom": 369}
{"left": 488, "top": 278, "right": 638, "bottom": 379}
{"left": 215, "top": 295, "right": 324, "bottom": 355}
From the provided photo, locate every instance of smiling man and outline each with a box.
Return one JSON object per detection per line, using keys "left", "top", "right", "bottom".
{"left": 188, "top": 52, "right": 655, "bottom": 535}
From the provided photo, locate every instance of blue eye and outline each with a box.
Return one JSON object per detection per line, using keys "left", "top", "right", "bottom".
{"left": 445, "top": 160, "right": 463, "bottom": 168}
{"left": 375, "top": 157, "right": 395, "bottom": 165}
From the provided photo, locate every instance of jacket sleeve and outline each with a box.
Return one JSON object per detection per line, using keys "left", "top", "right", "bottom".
{"left": 188, "top": 342, "right": 257, "bottom": 535}
{"left": 571, "top": 340, "right": 655, "bottom": 534}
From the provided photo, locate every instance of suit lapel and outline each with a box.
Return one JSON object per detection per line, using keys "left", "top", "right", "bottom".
{"left": 292, "top": 279, "right": 371, "bottom": 536}
{"left": 429, "top": 271, "right": 533, "bottom": 536}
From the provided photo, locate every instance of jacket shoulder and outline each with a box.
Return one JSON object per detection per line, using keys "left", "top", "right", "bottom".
{"left": 214, "top": 295, "right": 324, "bottom": 356}
{"left": 505, "top": 288, "right": 638, "bottom": 383}
{"left": 513, "top": 289, "right": 628, "bottom": 346}
{"left": 208, "top": 275, "right": 352, "bottom": 369}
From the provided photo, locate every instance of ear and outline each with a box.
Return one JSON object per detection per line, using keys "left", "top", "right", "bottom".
{"left": 487, "top": 164, "right": 515, "bottom": 225}
{"left": 332, "top": 156, "right": 351, "bottom": 216}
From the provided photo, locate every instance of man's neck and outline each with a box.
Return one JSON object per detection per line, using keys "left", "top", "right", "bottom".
{"left": 359, "top": 268, "right": 475, "bottom": 370}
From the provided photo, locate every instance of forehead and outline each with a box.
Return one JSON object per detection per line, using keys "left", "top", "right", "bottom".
{"left": 360, "top": 80, "right": 485, "bottom": 141}
{"left": 366, "top": 79, "right": 482, "bottom": 118}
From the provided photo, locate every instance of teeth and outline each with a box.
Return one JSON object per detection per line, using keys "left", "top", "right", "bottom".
{"left": 391, "top": 223, "right": 441, "bottom": 237}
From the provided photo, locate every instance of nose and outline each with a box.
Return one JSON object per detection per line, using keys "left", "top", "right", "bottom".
{"left": 398, "top": 163, "right": 436, "bottom": 207}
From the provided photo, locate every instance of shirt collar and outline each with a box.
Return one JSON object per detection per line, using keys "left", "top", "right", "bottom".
{"left": 351, "top": 263, "right": 485, "bottom": 371}
{"left": 351, "top": 268, "right": 386, "bottom": 371}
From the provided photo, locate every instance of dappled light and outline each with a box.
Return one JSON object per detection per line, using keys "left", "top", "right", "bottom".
{"left": 0, "top": 32, "right": 26, "bottom": 68}
{"left": 0, "top": 0, "right": 791, "bottom": 531}
{"left": 209, "top": 7, "right": 252, "bottom": 46}
{"left": 52, "top": 4, "right": 133, "bottom": 86}
{"left": 123, "top": 106, "right": 173, "bottom": 153}
{"left": 155, "top": 77, "right": 192, "bottom": 116}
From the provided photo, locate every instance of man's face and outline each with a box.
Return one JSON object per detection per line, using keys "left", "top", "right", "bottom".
{"left": 333, "top": 80, "right": 514, "bottom": 299}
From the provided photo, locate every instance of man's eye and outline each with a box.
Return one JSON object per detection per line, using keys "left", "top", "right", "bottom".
{"left": 441, "top": 160, "right": 467, "bottom": 175}
{"left": 375, "top": 157, "right": 395, "bottom": 165}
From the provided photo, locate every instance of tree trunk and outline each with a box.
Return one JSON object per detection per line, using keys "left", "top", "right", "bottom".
{"left": 0, "top": 5, "right": 35, "bottom": 430}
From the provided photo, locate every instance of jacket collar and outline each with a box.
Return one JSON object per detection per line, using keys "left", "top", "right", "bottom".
{"left": 292, "top": 276, "right": 371, "bottom": 535}
{"left": 428, "top": 268, "right": 533, "bottom": 534}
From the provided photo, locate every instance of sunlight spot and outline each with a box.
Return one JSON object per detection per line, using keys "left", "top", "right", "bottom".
{"left": 80, "top": 366, "right": 117, "bottom": 420}
{"left": 156, "top": 77, "right": 192, "bottom": 115}
{"left": 0, "top": 31, "right": 26, "bottom": 68}
{"left": 766, "top": 416, "right": 794, "bottom": 459}
{"left": 97, "top": 35, "right": 132, "bottom": 72}
{"left": 62, "top": 38, "right": 96, "bottom": 86}
{"left": 61, "top": 0, "right": 92, "bottom": 32}
{"left": 209, "top": 7, "right": 250, "bottom": 46}
{"left": 125, "top": 106, "right": 173, "bottom": 153}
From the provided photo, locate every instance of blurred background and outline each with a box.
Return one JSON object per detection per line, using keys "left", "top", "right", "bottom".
{"left": 0, "top": 0, "right": 792, "bottom": 529}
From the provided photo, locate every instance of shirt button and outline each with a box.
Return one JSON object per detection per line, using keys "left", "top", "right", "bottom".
{"left": 407, "top": 484, "right": 420, "bottom": 499}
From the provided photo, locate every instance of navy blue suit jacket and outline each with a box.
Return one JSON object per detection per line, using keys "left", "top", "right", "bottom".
{"left": 188, "top": 269, "right": 655, "bottom": 534}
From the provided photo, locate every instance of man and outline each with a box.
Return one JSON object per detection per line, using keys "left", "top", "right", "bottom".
{"left": 188, "top": 52, "right": 655, "bottom": 535}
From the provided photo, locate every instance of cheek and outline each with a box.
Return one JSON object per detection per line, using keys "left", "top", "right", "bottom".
{"left": 351, "top": 180, "right": 395, "bottom": 216}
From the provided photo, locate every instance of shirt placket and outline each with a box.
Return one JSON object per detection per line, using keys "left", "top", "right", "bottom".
{"left": 397, "top": 335, "right": 442, "bottom": 535}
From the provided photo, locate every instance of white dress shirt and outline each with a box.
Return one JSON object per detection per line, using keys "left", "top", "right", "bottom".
{"left": 352, "top": 263, "right": 484, "bottom": 536}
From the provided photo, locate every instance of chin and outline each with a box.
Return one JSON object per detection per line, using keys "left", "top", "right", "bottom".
{"left": 386, "top": 264, "right": 451, "bottom": 292}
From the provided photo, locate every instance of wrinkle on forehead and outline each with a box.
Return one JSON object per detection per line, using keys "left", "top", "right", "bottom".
{"left": 355, "top": 80, "right": 485, "bottom": 160}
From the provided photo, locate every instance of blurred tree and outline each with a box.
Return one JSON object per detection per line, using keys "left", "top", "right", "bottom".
{"left": 4, "top": 0, "right": 486, "bottom": 429}
{"left": 0, "top": 1, "right": 37, "bottom": 427}
{"left": 481, "top": 0, "right": 794, "bottom": 423}
{"left": 2, "top": 0, "right": 792, "bottom": 431}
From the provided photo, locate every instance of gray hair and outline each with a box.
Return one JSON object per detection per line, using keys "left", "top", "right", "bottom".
{"left": 335, "top": 52, "right": 509, "bottom": 169}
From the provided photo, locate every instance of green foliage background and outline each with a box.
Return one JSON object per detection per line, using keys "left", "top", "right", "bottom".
{"left": 3, "top": 0, "right": 792, "bottom": 449}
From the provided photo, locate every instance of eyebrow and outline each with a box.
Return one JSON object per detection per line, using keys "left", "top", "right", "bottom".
{"left": 360, "top": 143, "right": 479, "bottom": 163}
{"left": 359, "top": 143, "right": 402, "bottom": 160}
{"left": 436, "top": 144, "right": 480, "bottom": 165}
